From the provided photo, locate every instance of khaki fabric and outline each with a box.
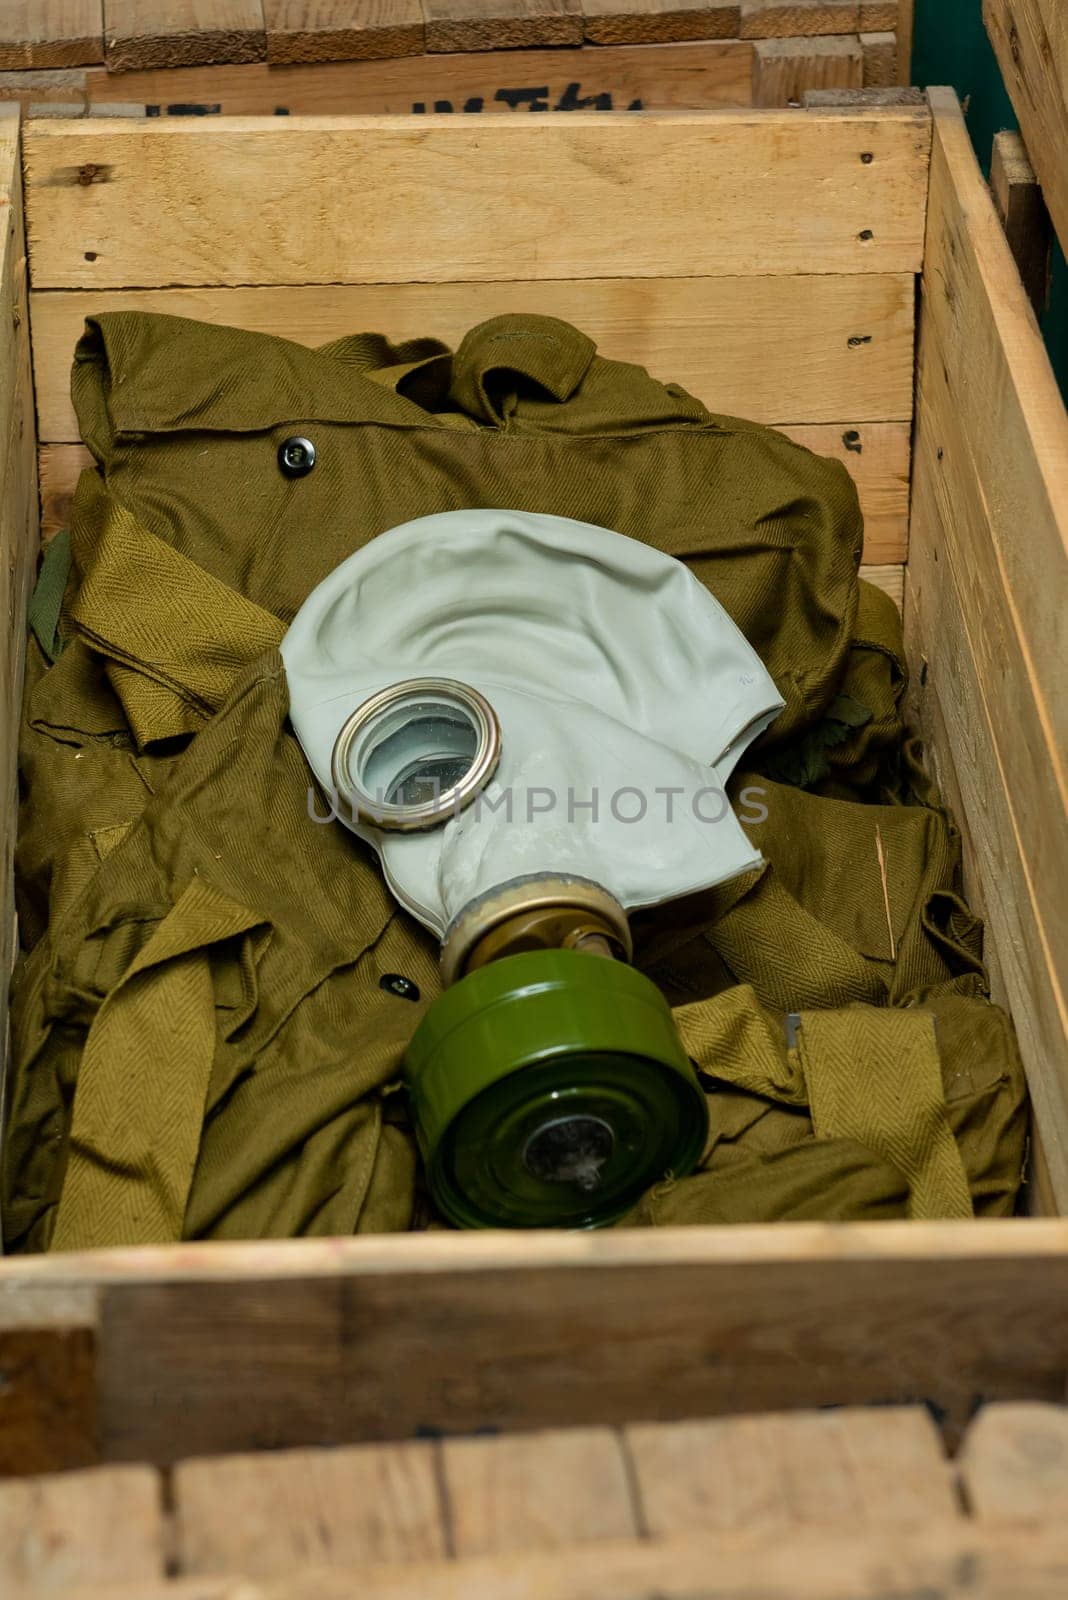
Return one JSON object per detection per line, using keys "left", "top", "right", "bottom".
{"left": 673, "top": 987, "right": 973, "bottom": 1219}
{"left": 4, "top": 311, "right": 1029, "bottom": 1249}
{"left": 64, "top": 311, "right": 864, "bottom": 752}
{"left": 629, "top": 990, "right": 1026, "bottom": 1226}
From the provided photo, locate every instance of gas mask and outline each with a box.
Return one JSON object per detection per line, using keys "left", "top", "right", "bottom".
{"left": 282, "top": 510, "right": 783, "bottom": 1229}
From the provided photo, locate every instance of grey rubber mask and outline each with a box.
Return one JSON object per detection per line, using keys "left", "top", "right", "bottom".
{"left": 281, "top": 508, "right": 784, "bottom": 939}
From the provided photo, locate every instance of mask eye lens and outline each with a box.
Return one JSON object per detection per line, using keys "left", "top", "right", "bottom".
{"left": 332, "top": 680, "right": 501, "bottom": 832}
{"left": 367, "top": 706, "right": 481, "bottom": 807}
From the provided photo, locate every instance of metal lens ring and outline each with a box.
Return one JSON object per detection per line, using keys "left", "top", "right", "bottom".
{"left": 331, "top": 678, "right": 501, "bottom": 832}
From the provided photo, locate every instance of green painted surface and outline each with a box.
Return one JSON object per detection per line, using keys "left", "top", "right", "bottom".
{"left": 404, "top": 948, "right": 709, "bottom": 1229}
{"left": 912, "top": 0, "right": 1068, "bottom": 399}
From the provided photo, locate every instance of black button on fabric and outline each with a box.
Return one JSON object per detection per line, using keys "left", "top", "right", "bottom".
{"left": 278, "top": 436, "right": 316, "bottom": 477}
{"left": 381, "top": 973, "right": 420, "bottom": 1002}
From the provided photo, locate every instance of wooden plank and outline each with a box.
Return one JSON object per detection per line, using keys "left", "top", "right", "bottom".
{"left": 990, "top": 129, "right": 1052, "bottom": 316}
{"left": 0, "top": 3, "right": 104, "bottom": 69}
{"left": 896, "top": 0, "right": 912, "bottom": 83}
{"left": 626, "top": 1407, "right": 957, "bottom": 1532}
{"left": 753, "top": 34, "right": 863, "bottom": 105}
{"left": 75, "top": 39, "right": 755, "bottom": 117}
{"left": 263, "top": 1, "right": 424, "bottom": 65}
{"left": 859, "top": 1, "right": 897, "bottom": 26}
{"left": 804, "top": 84, "right": 922, "bottom": 105}
{"left": 924, "top": 89, "right": 1068, "bottom": 853}
{"left": 174, "top": 1442, "right": 446, "bottom": 1575}
{"left": 36, "top": 427, "right": 910, "bottom": 564}
{"left": 103, "top": 1, "right": 267, "bottom": 72}
{"left": 21, "top": 109, "right": 933, "bottom": 289}
{"left": 741, "top": 1, "right": 859, "bottom": 37}
{"left": 40, "top": 441, "right": 92, "bottom": 539}
{"left": 23, "top": 1524, "right": 1068, "bottom": 1600}
{"left": 0, "top": 1320, "right": 98, "bottom": 1476}
{"left": 0, "top": 1466, "right": 163, "bottom": 1588}
{"left": 906, "top": 431, "right": 1068, "bottom": 1203}
{"left": 908, "top": 338, "right": 1068, "bottom": 1211}
{"left": 581, "top": 0, "right": 741, "bottom": 45}
{"left": 903, "top": 622, "right": 1049, "bottom": 1225}
{"left": 0, "top": 105, "right": 39, "bottom": 1213}
{"left": 985, "top": 0, "right": 1068, "bottom": 261}
{"left": 0, "top": 68, "right": 89, "bottom": 112}
{"left": 959, "top": 1403, "right": 1068, "bottom": 1520}
{"left": 27, "top": 1527, "right": 1068, "bottom": 1600}
{"left": 901, "top": 557, "right": 998, "bottom": 954}
{"left": 3, "top": 1225, "right": 1068, "bottom": 1465}
{"left": 424, "top": 0, "right": 584, "bottom": 53}
{"left": 0, "top": 112, "right": 26, "bottom": 486}
{"left": 916, "top": 89, "right": 1068, "bottom": 1203}
{"left": 441, "top": 1428, "right": 636, "bottom": 1555}
{"left": 861, "top": 29, "right": 896, "bottom": 87}
{"left": 28, "top": 271, "right": 916, "bottom": 437}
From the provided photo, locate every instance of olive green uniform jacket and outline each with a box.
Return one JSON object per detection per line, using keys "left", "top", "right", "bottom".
{"left": 4, "top": 313, "right": 1027, "bottom": 1250}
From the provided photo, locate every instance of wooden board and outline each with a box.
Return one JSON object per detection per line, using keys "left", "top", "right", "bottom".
{"left": 39, "top": 1527, "right": 1068, "bottom": 1599}
{"left": 741, "top": 1, "right": 860, "bottom": 38}
{"left": 263, "top": 1, "right": 425, "bottom": 66}
{"left": 896, "top": 0, "right": 912, "bottom": 83}
{"left": 39, "top": 441, "right": 91, "bottom": 540}
{"left": 174, "top": 1442, "right": 447, "bottom": 1575}
{"left": 753, "top": 34, "right": 863, "bottom": 105}
{"left": 582, "top": 0, "right": 742, "bottom": 44}
{"left": 984, "top": 0, "right": 1068, "bottom": 260}
{"left": 861, "top": 29, "right": 896, "bottom": 87}
{"left": 905, "top": 450, "right": 1067, "bottom": 1192}
{"left": 28, "top": 271, "right": 916, "bottom": 433}
{"left": 74, "top": 39, "right": 756, "bottom": 117}
{"left": 14, "top": 1405, "right": 1068, "bottom": 1596}
{"left": 0, "top": 106, "right": 38, "bottom": 1204}
{"left": 626, "top": 1406, "right": 958, "bottom": 1530}
{"left": 923, "top": 90, "right": 1068, "bottom": 871}
{"left": 990, "top": 129, "right": 1052, "bottom": 316}
{"left": 0, "top": 3, "right": 104, "bottom": 70}
{"left": 0, "top": 1286, "right": 98, "bottom": 1476}
{"left": 103, "top": 1, "right": 267, "bottom": 73}
{"left": 0, "top": 67, "right": 89, "bottom": 113}
{"left": 0, "top": 1465, "right": 163, "bottom": 1589}
{"left": 2, "top": 1224, "right": 1068, "bottom": 1467}
{"left": 0, "top": 0, "right": 909, "bottom": 86}
{"left": 423, "top": 0, "right": 584, "bottom": 53}
{"left": 860, "top": 1, "right": 898, "bottom": 24}
{"left": 441, "top": 1428, "right": 636, "bottom": 1555}
{"left": 201, "top": 1525, "right": 1068, "bottom": 1599}
{"left": 958, "top": 1403, "right": 1068, "bottom": 1520}
{"left": 21, "top": 108, "right": 932, "bottom": 289}
{"left": 912, "top": 91, "right": 1068, "bottom": 1205}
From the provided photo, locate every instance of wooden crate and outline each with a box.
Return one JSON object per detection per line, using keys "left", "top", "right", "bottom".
{"left": 0, "top": 85, "right": 1067, "bottom": 1508}
{"left": 5, "top": 1402, "right": 1068, "bottom": 1596}
{"left": 0, "top": 1, "right": 914, "bottom": 117}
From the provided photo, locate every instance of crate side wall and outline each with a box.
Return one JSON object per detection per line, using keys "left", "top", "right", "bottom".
{"left": 0, "top": 106, "right": 40, "bottom": 1170}
{"left": 905, "top": 89, "right": 1068, "bottom": 1213}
